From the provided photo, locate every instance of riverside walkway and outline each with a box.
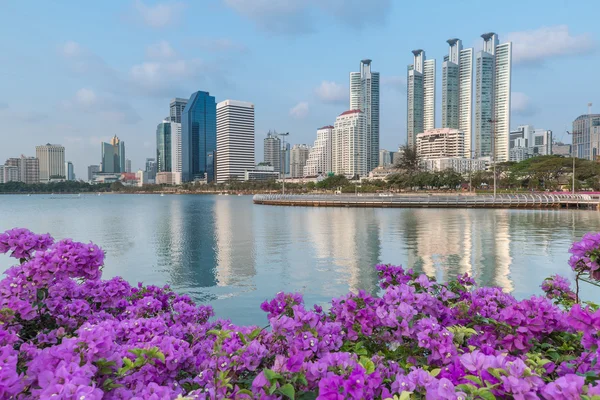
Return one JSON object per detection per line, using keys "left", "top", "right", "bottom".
{"left": 253, "top": 193, "right": 600, "bottom": 210}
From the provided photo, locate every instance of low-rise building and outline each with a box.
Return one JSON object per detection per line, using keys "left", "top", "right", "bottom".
{"left": 416, "top": 128, "right": 466, "bottom": 159}
{"left": 552, "top": 142, "right": 571, "bottom": 157}
{"left": 156, "top": 172, "right": 182, "bottom": 185}
{"left": 423, "top": 157, "right": 486, "bottom": 174}
{"left": 136, "top": 170, "right": 148, "bottom": 187}
{"left": 244, "top": 165, "right": 279, "bottom": 181}
{"left": 0, "top": 165, "right": 19, "bottom": 184}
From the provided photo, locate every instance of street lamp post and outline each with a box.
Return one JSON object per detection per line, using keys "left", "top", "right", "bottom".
{"left": 276, "top": 132, "right": 290, "bottom": 195}
{"left": 567, "top": 130, "right": 578, "bottom": 194}
{"left": 488, "top": 119, "right": 498, "bottom": 197}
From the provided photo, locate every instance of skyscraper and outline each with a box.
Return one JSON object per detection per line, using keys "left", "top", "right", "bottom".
{"left": 156, "top": 121, "right": 173, "bottom": 173}
{"left": 35, "top": 144, "right": 65, "bottom": 183}
{"left": 407, "top": 50, "right": 425, "bottom": 147}
{"left": 290, "top": 144, "right": 311, "bottom": 178}
{"left": 181, "top": 91, "right": 216, "bottom": 182}
{"left": 281, "top": 142, "right": 290, "bottom": 176}
{"left": 350, "top": 59, "right": 380, "bottom": 172}
{"left": 5, "top": 155, "right": 39, "bottom": 184}
{"left": 263, "top": 132, "right": 281, "bottom": 173}
{"left": 87, "top": 165, "right": 100, "bottom": 182}
{"left": 125, "top": 159, "right": 132, "bottom": 173}
{"left": 572, "top": 113, "right": 600, "bottom": 160}
{"left": 216, "top": 100, "right": 255, "bottom": 183}
{"left": 304, "top": 126, "right": 333, "bottom": 176}
{"left": 171, "top": 122, "right": 182, "bottom": 177}
{"left": 145, "top": 158, "right": 157, "bottom": 180}
{"left": 170, "top": 98, "right": 188, "bottom": 123}
{"left": 442, "top": 39, "right": 473, "bottom": 158}
{"left": 423, "top": 59, "right": 436, "bottom": 131}
{"left": 475, "top": 33, "right": 512, "bottom": 162}
{"left": 65, "top": 161, "right": 75, "bottom": 180}
{"left": 100, "top": 136, "right": 125, "bottom": 173}
{"left": 332, "top": 110, "right": 367, "bottom": 177}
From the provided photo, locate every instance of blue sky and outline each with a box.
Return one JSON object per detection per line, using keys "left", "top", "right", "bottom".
{"left": 1, "top": 0, "right": 599, "bottom": 179}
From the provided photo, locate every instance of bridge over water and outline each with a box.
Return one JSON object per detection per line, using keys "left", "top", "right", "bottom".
{"left": 253, "top": 193, "right": 600, "bottom": 210}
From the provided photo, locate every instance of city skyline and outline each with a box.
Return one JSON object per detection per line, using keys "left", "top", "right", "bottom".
{"left": 0, "top": 1, "right": 599, "bottom": 179}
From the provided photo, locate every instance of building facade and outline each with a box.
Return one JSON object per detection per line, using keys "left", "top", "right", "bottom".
{"left": 65, "top": 161, "right": 75, "bottom": 180}
{"left": 181, "top": 91, "right": 216, "bottom": 182}
{"left": 423, "top": 59, "right": 436, "bottom": 131}
{"left": 407, "top": 50, "right": 425, "bottom": 147}
{"left": 332, "top": 110, "right": 367, "bottom": 177}
{"left": 553, "top": 142, "right": 571, "bottom": 157}
{"left": 169, "top": 98, "right": 188, "bottom": 123}
{"left": 156, "top": 121, "right": 172, "bottom": 173}
{"left": 263, "top": 132, "right": 281, "bottom": 173}
{"left": 125, "top": 159, "right": 132, "bottom": 173}
{"left": 416, "top": 128, "right": 466, "bottom": 159}
{"left": 304, "top": 126, "right": 333, "bottom": 176}
{"left": 145, "top": 158, "right": 157, "bottom": 180}
{"left": 572, "top": 114, "right": 600, "bottom": 160}
{"left": 35, "top": 144, "right": 65, "bottom": 183}
{"left": 216, "top": 100, "right": 255, "bottom": 183}
{"left": 100, "top": 136, "right": 125, "bottom": 173}
{"left": 0, "top": 165, "right": 19, "bottom": 184}
{"left": 423, "top": 158, "right": 486, "bottom": 174}
{"left": 281, "top": 142, "right": 290, "bottom": 177}
{"left": 509, "top": 125, "right": 553, "bottom": 161}
{"left": 350, "top": 59, "right": 380, "bottom": 172}
{"left": 244, "top": 165, "right": 280, "bottom": 181}
{"left": 156, "top": 172, "right": 181, "bottom": 185}
{"left": 290, "top": 144, "right": 311, "bottom": 178}
{"left": 474, "top": 33, "right": 512, "bottom": 162}
{"left": 378, "top": 149, "right": 393, "bottom": 168}
{"left": 87, "top": 165, "right": 100, "bottom": 182}
{"left": 5, "top": 156, "right": 39, "bottom": 184}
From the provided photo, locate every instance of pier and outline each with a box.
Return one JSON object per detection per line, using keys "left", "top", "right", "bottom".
{"left": 253, "top": 193, "right": 600, "bottom": 210}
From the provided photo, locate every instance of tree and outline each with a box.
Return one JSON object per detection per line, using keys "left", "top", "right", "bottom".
{"left": 395, "top": 145, "right": 421, "bottom": 175}
{"left": 110, "top": 182, "right": 124, "bottom": 192}
{"left": 315, "top": 175, "right": 349, "bottom": 190}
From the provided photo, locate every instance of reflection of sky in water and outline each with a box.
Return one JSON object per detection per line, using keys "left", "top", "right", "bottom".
{"left": 1, "top": 194, "right": 600, "bottom": 326}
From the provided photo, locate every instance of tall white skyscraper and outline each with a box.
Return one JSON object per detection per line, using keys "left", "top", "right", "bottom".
{"left": 35, "top": 144, "right": 65, "bottom": 183}
{"left": 407, "top": 50, "right": 434, "bottom": 146}
{"left": 169, "top": 98, "right": 188, "bottom": 123}
{"left": 216, "top": 100, "right": 255, "bottom": 183}
{"left": 332, "top": 110, "right": 367, "bottom": 177}
{"left": 171, "top": 122, "right": 182, "bottom": 176}
{"left": 442, "top": 39, "right": 474, "bottom": 158}
{"left": 304, "top": 126, "right": 333, "bottom": 176}
{"left": 350, "top": 59, "right": 379, "bottom": 173}
{"left": 423, "top": 59, "right": 436, "bottom": 131}
{"left": 475, "top": 33, "right": 512, "bottom": 162}
{"left": 290, "top": 144, "right": 311, "bottom": 178}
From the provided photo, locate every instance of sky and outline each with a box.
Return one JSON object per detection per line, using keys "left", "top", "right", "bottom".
{"left": 0, "top": 0, "right": 599, "bottom": 179}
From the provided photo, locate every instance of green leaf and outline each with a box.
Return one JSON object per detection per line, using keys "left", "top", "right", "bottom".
{"left": 464, "top": 375, "right": 483, "bottom": 386}
{"left": 399, "top": 391, "right": 412, "bottom": 400}
{"left": 296, "top": 391, "right": 318, "bottom": 400}
{"left": 237, "top": 389, "right": 253, "bottom": 396}
{"left": 476, "top": 390, "right": 497, "bottom": 400}
{"left": 248, "top": 327, "right": 262, "bottom": 340}
{"left": 154, "top": 350, "right": 165, "bottom": 363}
{"left": 429, "top": 368, "right": 441, "bottom": 377}
{"left": 297, "top": 373, "right": 308, "bottom": 386}
{"left": 456, "top": 384, "right": 477, "bottom": 394}
{"left": 237, "top": 331, "right": 248, "bottom": 345}
{"left": 268, "top": 383, "right": 277, "bottom": 395}
{"left": 264, "top": 369, "right": 281, "bottom": 385}
{"left": 359, "top": 356, "right": 376, "bottom": 374}
{"left": 278, "top": 383, "right": 296, "bottom": 399}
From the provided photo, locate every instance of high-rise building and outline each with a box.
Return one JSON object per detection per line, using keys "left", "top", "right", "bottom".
{"left": 100, "top": 136, "right": 125, "bottom": 173}
{"left": 171, "top": 122, "right": 182, "bottom": 178}
{"left": 304, "top": 126, "right": 333, "bottom": 176}
{"left": 442, "top": 39, "right": 473, "bottom": 157}
{"left": 332, "top": 110, "right": 367, "bottom": 177}
{"left": 350, "top": 59, "right": 380, "bottom": 172}
{"left": 572, "top": 114, "right": 600, "bottom": 160}
{"left": 416, "top": 128, "right": 465, "bottom": 159}
{"left": 407, "top": 50, "right": 425, "bottom": 147}
{"left": 0, "top": 165, "right": 19, "bottom": 184}
{"left": 87, "top": 165, "right": 100, "bottom": 182}
{"left": 156, "top": 121, "right": 173, "bottom": 173}
{"left": 263, "top": 132, "right": 281, "bottom": 173}
{"left": 145, "top": 158, "right": 157, "bottom": 180}
{"left": 216, "top": 100, "right": 255, "bottom": 183}
{"left": 290, "top": 144, "right": 311, "bottom": 178}
{"left": 35, "top": 144, "right": 65, "bottom": 183}
{"left": 65, "top": 161, "right": 75, "bottom": 180}
{"left": 170, "top": 98, "right": 188, "bottom": 123}
{"left": 181, "top": 91, "right": 216, "bottom": 182}
{"left": 423, "top": 59, "right": 436, "bottom": 131}
{"left": 281, "top": 142, "right": 290, "bottom": 176}
{"left": 5, "top": 155, "right": 39, "bottom": 184}
{"left": 379, "top": 149, "right": 393, "bottom": 167}
{"left": 125, "top": 159, "right": 132, "bottom": 173}
{"left": 475, "top": 33, "right": 512, "bottom": 162}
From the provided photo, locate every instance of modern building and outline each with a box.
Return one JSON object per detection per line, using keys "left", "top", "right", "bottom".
{"left": 171, "top": 122, "right": 182, "bottom": 177}
{"left": 145, "top": 158, "right": 157, "bottom": 180}
{"left": 332, "top": 110, "right": 367, "bottom": 177}
{"left": 156, "top": 172, "right": 181, "bottom": 185}
{"left": 136, "top": 170, "right": 148, "bottom": 187}
{"left": 35, "top": 144, "right": 65, "bottom": 183}
{"left": 181, "top": 91, "right": 216, "bottom": 182}
{"left": 263, "top": 131, "right": 281, "bottom": 173}
{"left": 5, "top": 156, "right": 39, "bottom": 184}
{"left": 442, "top": 39, "right": 473, "bottom": 156}
{"left": 572, "top": 114, "right": 600, "bottom": 160}
{"left": 304, "top": 126, "right": 333, "bottom": 176}
{"left": 281, "top": 142, "right": 291, "bottom": 177}
{"left": 87, "top": 165, "right": 100, "bottom": 182}
{"left": 290, "top": 144, "right": 311, "bottom": 178}
{"left": 407, "top": 50, "right": 424, "bottom": 147}
{"left": 216, "top": 100, "right": 255, "bottom": 183}
{"left": 416, "top": 128, "right": 466, "bottom": 159}
{"left": 125, "top": 159, "right": 132, "bottom": 173}
{"left": 423, "top": 58, "right": 436, "bottom": 132}
{"left": 244, "top": 165, "right": 280, "bottom": 181}
{"left": 422, "top": 157, "right": 486, "bottom": 174}
{"left": 350, "top": 59, "right": 380, "bottom": 172}
{"left": 474, "top": 33, "right": 512, "bottom": 162}
{"left": 65, "top": 161, "right": 75, "bottom": 181}
{"left": 553, "top": 142, "right": 572, "bottom": 157}
{"left": 157, "top": 121, "right": 172, "bottom": 173}
{"left": 169, "top": 98, "right": 188, "bottom": 123}
{"left": 509, "top": 125, "right": 553, "bottom": 162}
{"left": 0, "top": 165, "right": 19, "bottom": 184}
{"left": 100, "top": 136, "right": 125, "bottom": 173}
{"left": 378, "top": 149, "right": 394, "bottom": 168}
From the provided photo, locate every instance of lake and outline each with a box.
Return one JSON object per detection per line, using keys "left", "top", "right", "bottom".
{"left": 1, "top": 194, "right": 599, "bottom": 326}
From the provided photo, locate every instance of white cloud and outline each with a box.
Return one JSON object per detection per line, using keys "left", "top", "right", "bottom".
{"left": 129, "top": 58, "right": 207, "bottom": 95}
{"left": 314, "top": 81, "right": 347, "bottom": 104}
{"left": 75, "top": 88, "right": 97, "bottom": 107}
{"left": 64, "top": 88, "right": 141, "bottom": 124}
{"left": 146, "top": 40, "right": 176, "bottom": 59}
{"left": 381, "top": 76, "right": 407, "bottom": 93}
{"left": 223, "top": 0, "right": 390, "bottom": 34}
{"left": 289, "top": 102, "right": 309, "bottom": 119}
{"left": 133, "top": 0, "right": 184, "bottom": 28}
{"left": 506, "top": 25, "right": 595, "bottom": 65}
{"left": 61, "top": 40, "right": 81, "bottom": 57}
{"left": 511, "top": 92, "right": 537, "bottom": 117}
